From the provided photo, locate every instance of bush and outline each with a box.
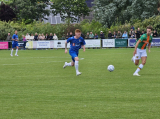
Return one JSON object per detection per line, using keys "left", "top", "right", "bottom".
{"left": 1, "top": 15, "right": 160, "bottom": 40}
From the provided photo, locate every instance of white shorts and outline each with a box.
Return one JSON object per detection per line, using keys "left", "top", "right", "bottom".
{"left": 135, "top": 48, "right": 147, "bottom": 60}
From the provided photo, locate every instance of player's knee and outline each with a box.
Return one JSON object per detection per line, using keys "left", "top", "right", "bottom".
{"left": 75, "top": 57, "right": 79, "bottom": 61}
{"left": 71, "top": 64, "right": 74, "bottom": 66}
{"left": 135, "top": 63, "right": 139, "bottom": 66}
{"left": 71, "top": 62, "right": 74, "bottom": 66}
{"left": 142, "top": 62, "right": 146, "bottom": 65}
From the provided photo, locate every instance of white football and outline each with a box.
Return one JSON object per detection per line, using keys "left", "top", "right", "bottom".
{"left": 108, "top": 65, "right": 114, "bottom": 72}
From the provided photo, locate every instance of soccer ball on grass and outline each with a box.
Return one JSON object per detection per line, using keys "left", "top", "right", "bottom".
{"left": 107, "top": 65, "right": 114, "bottom": 72}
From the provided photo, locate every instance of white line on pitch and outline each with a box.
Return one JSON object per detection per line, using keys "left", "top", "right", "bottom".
{"left": 2, "top": 61, "right": 65, "bottom": 66}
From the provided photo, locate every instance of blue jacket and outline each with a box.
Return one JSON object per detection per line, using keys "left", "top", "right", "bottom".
{"left": 94, "top": 35, "right": 98, "bottom": 39}
{"left": 122, "top": 33, "right": 128, "bottom": 39}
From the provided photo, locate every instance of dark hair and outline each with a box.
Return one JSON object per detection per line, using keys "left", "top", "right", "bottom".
{"left": 147, "top": 26, "right": 153, "bottom": 30}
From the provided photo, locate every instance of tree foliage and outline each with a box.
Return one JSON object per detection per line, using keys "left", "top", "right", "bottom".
{"left": 51, "top": 0, "right": 90, "bottom": 23}
{"left": 9, "top": 0, "right": 50, "bottom": 22}
{"left": 93, "top": 0, "right": 159, "bottom": 27}
{"left": 0, "top": 2, "right": 16, "bottom": 22}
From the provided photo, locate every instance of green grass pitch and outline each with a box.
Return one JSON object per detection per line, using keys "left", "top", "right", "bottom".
{"left": 0, "top": 48, "right": 160, "bottom": 119}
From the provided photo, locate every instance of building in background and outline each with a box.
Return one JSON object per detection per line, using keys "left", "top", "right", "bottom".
{"left": 43, "top": 0, "right": 94, "bottom": 24}
{"left": 81, "top": 0, "right": 94, "bottom": 21}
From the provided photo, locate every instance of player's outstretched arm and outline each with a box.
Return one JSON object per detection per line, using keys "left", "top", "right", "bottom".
{"left": 82, "top": 45, "right": 85, "bottom": 52}
{"left": 65, "top": 41, "right": 68, "bottom": 54}
{"left": 133, "top": 40, "right": 141, "bottom": 55}
{"left": 148, "top": 43, "right": 151, "bottom": 53}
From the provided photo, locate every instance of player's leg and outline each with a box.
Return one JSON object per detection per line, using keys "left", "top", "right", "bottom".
{"left": 11, "top": 43, "right": 15, "bottom": 56}
{"left": 63, "top": 51, "right": 75, "bottom": 68}
{"left": 63, "top": 60, "right": 74, "bottom": 68}
{"left": 133, "top": 49, "right": 141, "bottom": 76}
{"left": 141, "top": 57, "right": 147, "bottom": 65}
{"left": 133, "top": 49, "right": 147, "bottom": 76}
{"left": 15, "top": 45, "right": 19, "bottom": 56}
{"left": 74, "top": 57, "right": 81, "bottom": 76}
{"left": 10, "top": 48, "right": 14, "bottom": 56}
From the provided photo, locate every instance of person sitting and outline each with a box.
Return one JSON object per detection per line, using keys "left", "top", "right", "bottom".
{"left": 100, "top": 31, "right": 105, "bottom": 39}
{"left": 85, "top": 32, "right": 90, "bottom": 39}
{"left": 122, "top": 31, "right": 128, "bottom": 39}
{"left": 108, "top": 31, "right": 112, "bottom": 39}
{"left": 53, "top": 33, "right": 58, "bottom": 40}
{"left": 94, "top": 33, "right": 98, "bottom": 39}
{"left": 34, "top": 33, "right": 38, "bottom": 41}
{"left": 49, "top": 33, "right": 53, "bottom": 40}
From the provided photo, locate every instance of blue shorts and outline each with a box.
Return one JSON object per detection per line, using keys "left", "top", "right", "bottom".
{"left": 12, "top": 42, "right": 19, "bottom": 48}
{"left": 69, "top": 50, "right": 78, "bottom": 62}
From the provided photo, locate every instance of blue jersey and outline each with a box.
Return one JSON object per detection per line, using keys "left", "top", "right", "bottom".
{"left": 12, "top": 34, "right": 18, "bottom": 44}
{"left": 67, "top": 36, "right": 86, "bottom": 52}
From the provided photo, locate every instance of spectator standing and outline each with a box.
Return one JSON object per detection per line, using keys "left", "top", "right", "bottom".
{"left": 69, "top": 32, "right": 73, "bottom": 37}
{"left": 6, "top": 33, "right": 12, "bottom": 41}
{"left": 131, "top": 34, "right": 135, "bottom": 38}
{"left": 30, "top": 34, "right": 34, "bottom": 40}
{"left": 61, "top": 35, "right": 65, "bottom": 40}
{"left": 122, "top": 31, "right": 128, "bottom": 39}
{"left": 38, "top": 34, "right": 42, "bottom": 40}
{"left": 66, "top": 33, "right": 69, "bottom": 39}
{"left": 153, "top": 30, "right": 158, "bottom": 37}
{"left": 131, "top": 26, "right": 135, "bottom": 30}
{"left": 53, "top": 33, "right": 58, "bottom": 40}
{"left": 135, "top": 28, "right": 141, "bottom": 40}
{"left": 112, "top": 31, "right": 117, "bottom": 38}
{"left": 141, "top": 30, "right": 145, "bottom": 35}
{"left": 49, "top": 33, "right": 53, "bottom": 40}
{"left": 41, "top": 34, "right": 45, "bottom": 40}
{"left": 34, "top": 33, "right": 38, "bottom": 41}
{"left": 129, "top": 29, "right": 135, "bottom": 38}
{"left": 94, "top": 33, "right": 98, "bottom": 39}
{"left": 100, "top": 31, "right": 105, "bottom": 39}
{"left": 89, "top": 32, "right": 94, "bottom": 39}
{"left": 22, "top": 35, "right": 26, "bottom": 50}
{"left": 85, "top": 32, "right": 90, "bottom": 39}
{"left": 25, "top": 33, "right": 30, "bottom": 41}
{"left": 45, "top": 34, "right": 49, "bottom": 40}
{"left": 116, "top": 31, "right": 122, "bottom": 38}
{"left": 81, "top": 33, "right": 85, "bottom": 39}
{"left": 108, "top": 31, "right": 112, "bottom": 39}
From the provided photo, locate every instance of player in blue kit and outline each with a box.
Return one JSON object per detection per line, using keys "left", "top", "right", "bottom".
{"left": 63, "top": 29, "right": 86, "bottom": 76}
{"left": 11, "top": 30, "right": 19, "bottom": 56}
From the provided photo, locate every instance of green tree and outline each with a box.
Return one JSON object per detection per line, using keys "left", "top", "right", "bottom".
{"left": 93, "top": 0, "right": 159, "bottom": 28}
{"left": 9, "top": 0, "right": 50, "bottom": 22}
{"left": 51, "top": 0, "right": 90, "bottom": 25}
{"left": 0, "top": 2, "right": 16, "bottom": 22}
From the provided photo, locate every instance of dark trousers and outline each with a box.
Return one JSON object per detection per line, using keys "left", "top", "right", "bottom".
{"left": 23, "top": 42, "right": 26, "bottom": 49}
